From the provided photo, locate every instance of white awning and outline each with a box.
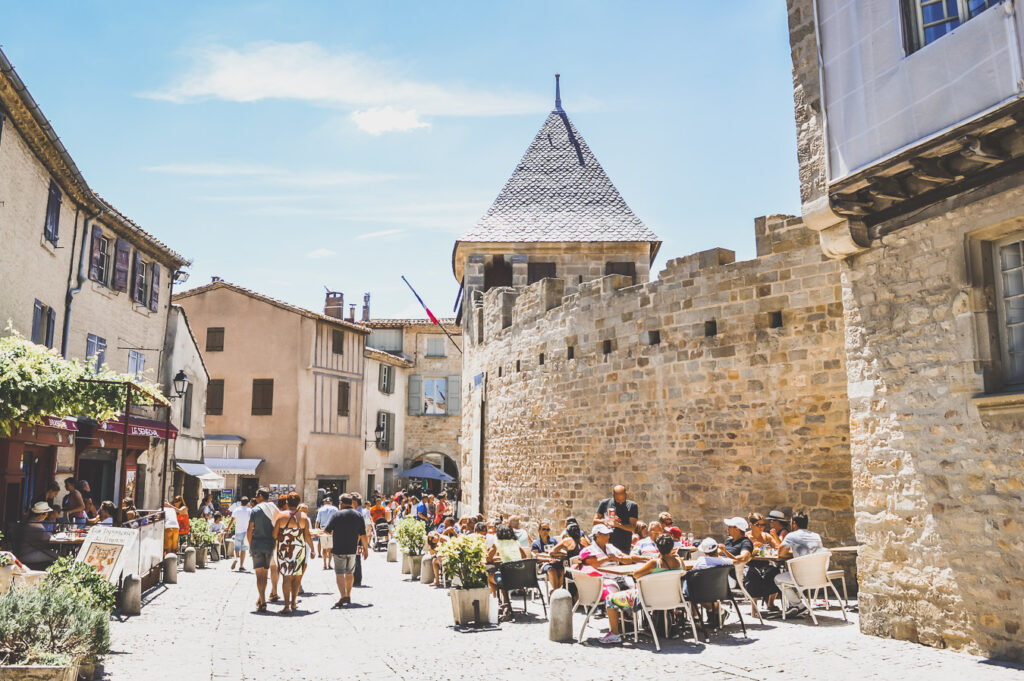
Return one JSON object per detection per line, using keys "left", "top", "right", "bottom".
{"left": 204, "top": 457, "right": 263, "bottom": 475}
{"left": 176, "top": 462, "right": 225, "bottom": 489}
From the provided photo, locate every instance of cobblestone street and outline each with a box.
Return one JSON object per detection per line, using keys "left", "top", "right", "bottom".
{"left": 100, "top": 554, "right": 1023, "bottom": 681}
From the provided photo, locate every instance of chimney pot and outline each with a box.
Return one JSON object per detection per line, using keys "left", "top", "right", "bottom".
{"left": 347, "top": 304, "right": 356, "bottom": 322}
{"left": 362, "top": 292, "right": 371, "bottom": 322}
{"left": 324, "top": 290, "right": 344, "bottom": 319}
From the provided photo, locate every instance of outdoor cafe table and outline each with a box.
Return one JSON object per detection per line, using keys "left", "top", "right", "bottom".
{"left": 598, "top": 560, "right": 696, "bottom": 576}
{"left": 48, "top": 536, "right": 85, "bottom": 557}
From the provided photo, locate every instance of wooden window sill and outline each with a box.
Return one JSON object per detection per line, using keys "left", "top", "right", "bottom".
{"left": 90, "top": 281, "right": 119, "bottom": 299}
{"left": 973, "top": 390, "right": 1024, "bottom": 414}
{"left": 40, "top": 235, "right": 58, "bottom": 257}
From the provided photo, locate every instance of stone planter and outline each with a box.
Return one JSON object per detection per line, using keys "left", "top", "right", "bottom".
{"left": 0, "top": 661, "right": 80, "bottom": 681}
{"left": 400, "top": 553, "right": 411, "bottom": 574}
{"left": 449, "top": 587, "right": 491, "bottom": 626}
{"left": 407, "top": 555, "right": 422, "bottom": 579}
{"left": 0, "top": 564, "right": 15, "bottom": 595}
{"left": 76, "top": 657, "right": 96, "bottom": 680}
{"left": 195, "top": 547, "right": 207, "bottom": 568}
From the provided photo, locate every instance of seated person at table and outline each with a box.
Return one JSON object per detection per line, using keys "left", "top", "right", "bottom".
{"left": 774, "top": 511, "right": 824, "bottom": 618}
{"left": 632, "top": 521, "right": 648, "bottom": 548}
{"left": 747, "top": 512, "right": 771, "bottom": 548}
{"left": 718, "top": 517, "right": 753, "bottom": 564}
{"left": 87, "top": 500, "right": 116, "bottom": 526}
{"left": 19, "top": 502, "right": 59, "bottom": 570}
{"left": 531, "top": 521, "right": 557, "bottom": 556}
{"left": 767, "top": 509, "right": 789, "bottom": 547}
{"left": 485, "top": 524, "right": 529, "bottom": 601}
{"left": 666, "top": 526, "right": 684, "bottom": 551}
{"left": 631, "top": 521, "right": 664, "bottom": 557}
{"left": 684, "top": 537, "right": 735, "bottom": 624}
{"left": 544, "top": 522, "right": 585, "bottom": 591}
{"left": 579, "top": 524, "right": 647, "bottom": 599}
{"left": 658, "top": 511, "right": 678, "bottom": 534}
{"left": 601, "top": 533, "right": 683, "bottom": 645}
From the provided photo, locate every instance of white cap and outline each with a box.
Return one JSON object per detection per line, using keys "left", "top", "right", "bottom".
{"left": 724, "top": 516, "right": 749, "bottom": 532}
{"left": 592, "top": 524, "right": 614, "bottom": 535}
{"left": 698, "top": 537, "right": 719, "bottom": 553}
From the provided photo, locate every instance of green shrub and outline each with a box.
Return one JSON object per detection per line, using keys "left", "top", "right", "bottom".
{"left": 189, "top": 517, "right": 217, "bottom": 548}
{"left": 395, "top": 517, "right": 426, "bottom": 556}
{"left": 44, "top": 556, "right": 116, "bottom": 612}
{"left": 436, "top": 534, "right": 487, "bottom": 589}
{"left": 0, "top": 584, "right": 110, "bottom": 666}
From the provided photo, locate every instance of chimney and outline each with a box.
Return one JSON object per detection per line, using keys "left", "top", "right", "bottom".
{"left": 362, "top": 292, "right": 371, "bottom": 322}
{"left": 347, "top": 304, "right": 356, "bottom": 322}
{"left": 324, "top": 290, "right": 344, "bottom": 319}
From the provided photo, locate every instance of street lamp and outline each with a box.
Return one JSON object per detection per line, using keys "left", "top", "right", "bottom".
{"left": 172, "top": 370, "right": 189, "bottom": 399}
{"left": 365, "top": 422, "right": 385, "bottom": 449}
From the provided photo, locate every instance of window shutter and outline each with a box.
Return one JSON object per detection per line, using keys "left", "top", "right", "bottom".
{"left": 45, "top": 307, "right": 56, "bottom": 349}
{"left": 132, "top": 252, "right": 145, "bottom": 303}
{"left": 113, "top": 239, "right": 131, "bottom": 291}
{"left": 88, "top": 225, "right": 104, "bottom": 282}
{"left": 337, "top": 381, "right": 350, "bottom": 416}
{"left": 388, "top": 366, "right": 395, "bottom": 393}
{"left": 407, "top": 375, "right": 422, "bottom": 415}
{"left": 149, "top": 263, "right": 160, "bottom": 312}
{"left": 96, "top": 336, "right": 106, "bottom": 370}
{"left": 378, "top": 364, "right": 387, "bottom": 392}
{"left": 31, "top": 300, "right": 43, "bottom": 344}
{"left": 386, "top": 413, "right": 395, "bottom": 450}
{"left": 44, "top": 181, "right": 61, "bottom": 244}
{"left": 182, "top": 383, "right": 193, "bottom": 428}
{"left": 447, "top": 375, "right": 461, "bottom": 416}
{"left": 207, "top": 379, "right": 224, "bottom": 415}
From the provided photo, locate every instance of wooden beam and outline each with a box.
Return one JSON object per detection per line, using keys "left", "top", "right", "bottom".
{"left": 910, "top": 157, "right": 958, "bottom": 184}
{"left": 959, "top": 135, "right": 1007, "bottom": 165}
{"left": 866, "top": 176, "right": 909, "bottom": 201}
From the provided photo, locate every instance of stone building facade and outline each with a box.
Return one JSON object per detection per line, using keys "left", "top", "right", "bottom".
{"left": 787, "top": 0, "right": 1024, "bottom": 661}
{"left": 460, "top": 215, "right": 854, "bottom": 548}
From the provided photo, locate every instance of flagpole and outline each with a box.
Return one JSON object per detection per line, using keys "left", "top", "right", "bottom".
{"left": 401, "top": 275, "right": 463, "bottom": 355}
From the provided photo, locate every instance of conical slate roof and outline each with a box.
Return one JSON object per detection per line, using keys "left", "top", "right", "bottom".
{"left": 457, "top": 106, "right": 660, "bottom": 246}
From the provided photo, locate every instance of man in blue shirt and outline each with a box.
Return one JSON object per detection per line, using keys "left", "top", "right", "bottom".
{"left": 315, "top": 497, "right": 340, "bottom": 570}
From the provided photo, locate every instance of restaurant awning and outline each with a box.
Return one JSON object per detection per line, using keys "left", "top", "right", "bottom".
{"left": 204, "top": 457, "right": 263, "bottom": 475}
{"left": 42, "top": 416, "right": 79, "bottom": 432}
{"left": 176, "top": 462, "right": 225, "bottom": 489}
{"left": 99, "top": 416, "right": 178, "bottom": 440}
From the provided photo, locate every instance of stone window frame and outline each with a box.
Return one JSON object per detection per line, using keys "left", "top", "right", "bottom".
{"left": 965, "top": 219, "right": 1024, "bottom": 400}
{"left": 991, "top": 233, "right": 1024, "bottom": 388}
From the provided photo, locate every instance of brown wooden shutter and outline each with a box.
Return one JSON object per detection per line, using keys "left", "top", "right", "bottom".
{"left": 31, "top": 300, "right": 43, "bottom": 344}
{"left": 337, "top": 381, "right": 350, "bottom": 416}
{"left": 206, "top": 379, "right": 224, "bottom": 415}
{"left": 45, "top": 307, "right": 56, "bottom": 349}
{"left": 149, "top": 263, "right": 160, "bottom": 312}
{"left": 206, "top": 327, "right": 225, "bottom": 352}
{"left": 251, "top": 379, "right": 274, "bottom": 415}
{"left": 113, "top": 239, "right": 131, "bottom": 291}
{"left": 88, "top": 225, "right": 104, "bottom": 281}
{"left": 182, "top": 383, "right": 193, "bottom": 428}
{"left": 43, "top": 181, "right": 61, "bottom": 244}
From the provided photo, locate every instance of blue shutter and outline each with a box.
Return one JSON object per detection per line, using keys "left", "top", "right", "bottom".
{"left": 131, "top": 252, "right": 144, "bottom": 303}
{"left": 43, "top": 181, "right": 61, "bottom": 245}
{"left": 88, "top": 225, "right": 104, "bottom": 282}
{"left": 45, "top": 307, "right": 56, "bottom": 349}
{"left": 31, "top": 300, "right": 43, "bottom": 344}
{"left": 446, "top": 376, "right": 461, "bottom": 416}
{"left": 149, "top": 263, "right": 160, "bottom": 312}
{"left": 407, "top": 375, "right": 422, "bottom": 415}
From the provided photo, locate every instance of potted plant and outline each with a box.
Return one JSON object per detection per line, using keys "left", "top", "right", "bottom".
{"left": 0, "top": 583, "right": 109, "bottom": 680}
{"left": 394, "top": 518, "right": 426, "bottom": 577}
{"left": 188, "top": 518, "right": 216, "bottom": 568}
{"left": 42, "top": 557, "right": 115, "bottom": 680}
{"left": 436, "top": 534, "right": 491, "bottom": 626}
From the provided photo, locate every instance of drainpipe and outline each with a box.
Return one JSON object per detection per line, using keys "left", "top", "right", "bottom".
{"left": 62, "top": 207, "right": 104, "bottom": 358}
{"left": 61, "top": 205, "right": 80, "bottom": 354}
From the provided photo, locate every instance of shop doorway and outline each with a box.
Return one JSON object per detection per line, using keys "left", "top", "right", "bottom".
{"left": 20, "top": 447, "right": 54, "bottom": 511}
{"left": 78, "top": 449, "right": 118, "bottom": 506}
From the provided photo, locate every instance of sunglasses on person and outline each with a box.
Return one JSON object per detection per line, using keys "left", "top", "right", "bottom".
{"left": 540, "top": 526, "right": 551, "bottom": 531}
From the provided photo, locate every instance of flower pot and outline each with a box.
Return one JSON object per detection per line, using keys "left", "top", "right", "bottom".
{"left": 407, "top": 555, "right": 422, "bottom": 578}
{"left": 195, "top": 547, "right": 207, "bottom": 568}
{"left": 449, "top": 587, "right": 492, "bottom": 626}
{"left": 0, "top": 564, "right": 15, "bottom": 595}
{"left": 0, "top": 661, "right": 80, "bottom": 681}
{"left": 400, "top": 553, "right": 411, "bottom": 574}
{"left": 77, "top": 657, "right": 96, "bottom": 680}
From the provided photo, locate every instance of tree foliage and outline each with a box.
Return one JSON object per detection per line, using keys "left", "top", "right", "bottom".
{"left": 0, "top": 333, "right": 166, "bottom": 436}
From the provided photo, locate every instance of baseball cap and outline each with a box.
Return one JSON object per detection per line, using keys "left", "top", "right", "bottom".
{"left": 592, "top": 524, "right": 614, "bottom": 535}
{"left": 698, "top": 537, "right": 719, "bottom": 553}
{"left": 667, "top": 527, "right": 683, "bottom": 540}
{"left": 724, "top": 516, "right": 749, "bottom": 532}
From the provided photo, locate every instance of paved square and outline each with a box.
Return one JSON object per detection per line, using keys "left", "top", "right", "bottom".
{"left": 100, "top": 554, "right": 1023, "bottom": 680}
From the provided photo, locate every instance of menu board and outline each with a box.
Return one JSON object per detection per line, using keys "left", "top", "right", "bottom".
{"left": 75, "top": 526, "right": 137, "bottom": 582}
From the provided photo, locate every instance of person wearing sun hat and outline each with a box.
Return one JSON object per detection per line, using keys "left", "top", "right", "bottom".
{"left": 719, "top": 516, "right": 754, "bottom": 564}
{"left": 767, "top": 509, "right": 789, "bottom": 545}
{"left": 19, "top": 502, "right": 59, "bottom": 569}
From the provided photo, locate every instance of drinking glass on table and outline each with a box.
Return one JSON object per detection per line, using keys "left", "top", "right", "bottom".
{"left": 687, "top": 532, "right": 695, "bottom": 546}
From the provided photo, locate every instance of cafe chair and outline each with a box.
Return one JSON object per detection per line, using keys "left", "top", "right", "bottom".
{"left": 498, "top": 559, "right": 547, "bottom": 619}
{"left": 826, "top": 568, "right": 849, "bottom": 609}
{"left": 777, "top": 551, "right": 847, "bottom": 625}
{"left": 683, "top": 564, "right": 747, "bottom": 641}
{"left": 733, "top": 563, "right": 764, "bottom": 624}
{"left": 566, "top": 569, "right": 604, "bottom": 643}
{"left": 634, "top": 571, "right": 699, "bottom": 651}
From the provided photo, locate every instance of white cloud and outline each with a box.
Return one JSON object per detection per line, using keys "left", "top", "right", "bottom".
{"left": 355, "top": 228, "right": 405, "bottom": 240}
{"left": 143, "top": 42, "right": 548, "bottom": 133}
{"left": 350, "top": 107, "right": 429, "bottom": 135}
{"left": 306, "top": 248, "right": 336, "bottom": 259}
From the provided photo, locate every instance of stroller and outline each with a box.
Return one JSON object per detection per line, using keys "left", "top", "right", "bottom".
{"left": 372, "top": 519, "right": 391, "bottom": 551}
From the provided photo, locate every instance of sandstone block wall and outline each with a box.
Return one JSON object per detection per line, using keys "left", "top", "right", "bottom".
{"left": 842, "top": 183, "right": 1024, "bottom": 659}
{"left": 460, "top": 216, "right": 854, "bottom": 551}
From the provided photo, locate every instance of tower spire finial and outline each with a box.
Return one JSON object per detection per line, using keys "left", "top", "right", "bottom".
{"left": 554, "top": 73, "right": 562, "bottom": 112}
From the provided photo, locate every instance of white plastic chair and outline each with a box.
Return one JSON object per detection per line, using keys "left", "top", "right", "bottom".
{"left": 635, "top": 571, "right": 698, "bottom": 650}
{"left": 777, "top": 551, "right": 847, "bottom": 625}
{"left": 566, "top": 569, "right": 604, "bottom": 643}
{"left": 826, "top": 568, "right": 849, "bottom": 608}
{"left": 734, "top": 563, "right": 764, "bottom": 624}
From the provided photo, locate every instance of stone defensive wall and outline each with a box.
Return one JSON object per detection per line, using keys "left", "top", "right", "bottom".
{"left": 461, "top": 215, "right": 855, "bottom": 552}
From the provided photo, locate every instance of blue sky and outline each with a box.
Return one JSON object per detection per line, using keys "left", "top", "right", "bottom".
{"left": 3, "top": 1, "right": 799, "bottom": 319}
